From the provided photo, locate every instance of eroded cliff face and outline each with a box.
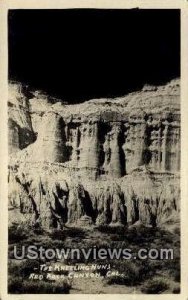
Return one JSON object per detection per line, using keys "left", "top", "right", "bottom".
{"left": 8, "top": 80, "right": 180, "bottom": 229}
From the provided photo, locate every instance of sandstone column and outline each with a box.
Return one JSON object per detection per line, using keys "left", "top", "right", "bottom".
{"left": 37, "top": 112, "right": 68, "bottom": 163}
{"left": 161, "top": 121, "right": 169, "bottom": 171}
{"left": 108, "top": 123, "right": 122, "bottom": 178}
{"left": 78, "top": 121, "right": 100, "bottom": 178}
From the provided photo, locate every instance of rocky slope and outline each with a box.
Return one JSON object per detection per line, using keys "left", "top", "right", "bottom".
{"left": 8, "top": 80, "right": 180, "bottom": 229}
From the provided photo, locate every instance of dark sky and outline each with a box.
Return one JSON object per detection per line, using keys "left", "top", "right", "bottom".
{"left": 8, "top": 9, "right": 180, "bottom": 103}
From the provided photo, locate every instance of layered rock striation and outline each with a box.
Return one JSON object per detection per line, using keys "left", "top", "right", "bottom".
{"left": 8, "top": 80, "right": 180, "bottom": 229}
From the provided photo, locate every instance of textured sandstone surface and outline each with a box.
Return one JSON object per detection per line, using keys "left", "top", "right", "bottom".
{"left": 8, "top": 80, "right": 180, "bottom": 229}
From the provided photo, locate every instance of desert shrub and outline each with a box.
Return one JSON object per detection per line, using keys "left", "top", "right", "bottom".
{"left": 125, "top": 227, "right": 156, "bottom": 244}
{"left": 141, "top": 278, "right": 169, "bottom": 294}
{"left": 96, "top": 225, "right": 157, "bottom": 244}
{"left": 49, "top": 227, "right": 86, "bottom": 240}
{"left": 33, "top": 227, "right": 45, "bottom": 235}
{"left": 95, "top": 268, "right": 109, "bottom": 277}
{"left": 106, "top": 275, "right": 128, "bottom": 285}
{"left": 106, "top": 261, "right": 140, "bottom": 286}
{"left": 169, "top": 267, "right": 180, "bottom": 282}
{"left": 96, "top": 225, "right": 125, "bottom": 235}
{"left": 8, "top": 277, "right": 24, "bottom": 293}
{"left": 8, "top": 277, "right": 71, "bottom": 294}
{"left": 106, "top": 259, "right": 161, "bottom": 287}
{"left": 110, "top": 234, "right": 125, "bottom": 241}
{"left": 9, "top": 259, "right": 40, "bottom": 278}
{"left": 19, "top": 260, "right": 40, "bottom": 277}
{"left": 8, "top": 224, "right": 29, "bottom": 243}
{"left": 166, "top": 256, "right": 180, "bottom": 282}
{"left": 172, "top": 286, "right": 180, "bottom": 294}
{"left": 173, "top": 226, "right": 180, "bottom": 236}
{"left": 8, "top": 261, "right": 21, "bottom": 277}
{"left": 48, "top": 229, "right": 66, "bottom": 240}
{"left": 136, "top": 260, "right": 155, "bottom": 280}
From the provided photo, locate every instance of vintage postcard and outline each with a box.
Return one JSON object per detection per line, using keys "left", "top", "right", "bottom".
{"left": 0, "top": 0, "right": 188, "bottom": 299}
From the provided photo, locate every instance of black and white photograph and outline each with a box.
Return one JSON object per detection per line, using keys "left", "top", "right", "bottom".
{"left": 6, "top": 6, "right": 181, "bottom": 295}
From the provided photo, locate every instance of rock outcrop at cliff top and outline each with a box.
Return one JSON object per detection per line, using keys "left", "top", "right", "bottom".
{"left": 8, "top": 79, "right": 180, "bottom": 229}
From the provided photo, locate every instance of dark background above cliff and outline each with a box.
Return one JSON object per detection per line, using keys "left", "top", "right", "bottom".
{"left": 8, "top": 9, "right": 180, "bottom": 103}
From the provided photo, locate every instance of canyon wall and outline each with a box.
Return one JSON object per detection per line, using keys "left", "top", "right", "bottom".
{"left": 8, "top": 80, "right": 180, "bottom": 229}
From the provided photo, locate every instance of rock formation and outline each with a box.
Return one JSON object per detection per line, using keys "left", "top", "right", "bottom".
{"left": 8, "top": 79, "right": 180, "bottom": 229}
